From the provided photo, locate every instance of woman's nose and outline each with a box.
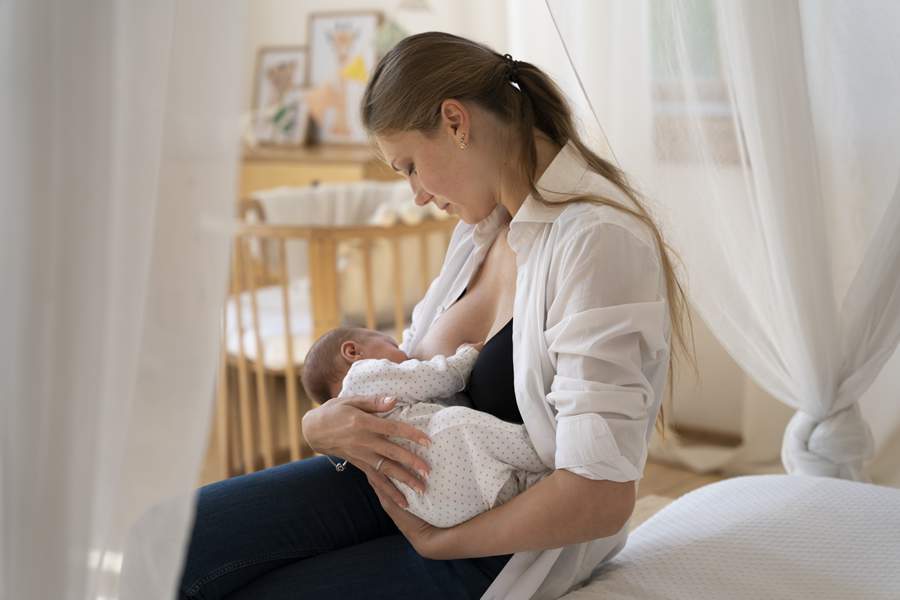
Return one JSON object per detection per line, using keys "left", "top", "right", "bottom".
{"left": 413, "top": 187, "right": 433, "bottom": 206}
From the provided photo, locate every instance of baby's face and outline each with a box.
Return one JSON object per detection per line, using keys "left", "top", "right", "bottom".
{"left": 359, "top": 331, "right": 409, "bottom": 363}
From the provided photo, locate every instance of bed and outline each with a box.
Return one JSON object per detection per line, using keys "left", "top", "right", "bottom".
{"left": 560, "top": 474, "right": 900, "bottom": 599}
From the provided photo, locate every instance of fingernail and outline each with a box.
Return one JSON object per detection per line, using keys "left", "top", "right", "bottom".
{"left": 380, "top": 396, "right": 394, "bottom": 405}
{"left": 420, "top": 438, "right": 432, "bottom": 448}
{"left": 417, "top": 469, "right": 429, "bottom": 480}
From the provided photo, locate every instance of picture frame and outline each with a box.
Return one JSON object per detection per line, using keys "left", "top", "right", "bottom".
{"left": 306, "top": 11, "right": 383, "bottom": 146}
{"left": 251, "top": 46, "right": 310, "bottom": 146}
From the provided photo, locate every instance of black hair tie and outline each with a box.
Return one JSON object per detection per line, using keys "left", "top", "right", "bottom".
{"left": 503, "top": 53, "right": 520, "bottom": 84}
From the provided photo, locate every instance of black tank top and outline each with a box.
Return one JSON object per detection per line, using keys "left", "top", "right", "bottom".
{"left": 454, "top": 288, "right": 522, "bottom": 424}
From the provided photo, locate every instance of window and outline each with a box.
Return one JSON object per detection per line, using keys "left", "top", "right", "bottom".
{"left": 650, "top": 0, "right": 741, "bottom": 164}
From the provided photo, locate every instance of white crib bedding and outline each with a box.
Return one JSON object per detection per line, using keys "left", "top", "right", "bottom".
{"left": 224, "top": 279, "right": 313, "bottom": 370}
{"left": 561, "top": 474, "right": 900, "bottom": 600}
{"left": 224, "top": 279, "right": 408, "bottom": 370}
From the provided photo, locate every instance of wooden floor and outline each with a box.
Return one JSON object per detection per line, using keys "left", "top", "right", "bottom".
{"left": 638, "top": 460, "right": 726, "bottom": 499}
{"left": 630, "top": 461, "right": 727, "bottom": 529}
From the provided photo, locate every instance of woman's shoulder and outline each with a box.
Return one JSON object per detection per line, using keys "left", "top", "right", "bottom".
{"left": 553, "top": 185, "right": 658, "bottom": 256}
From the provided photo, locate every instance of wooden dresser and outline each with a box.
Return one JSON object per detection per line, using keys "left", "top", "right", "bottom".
{"left": 239, "top": 144, "right": 400, "bottom": 198}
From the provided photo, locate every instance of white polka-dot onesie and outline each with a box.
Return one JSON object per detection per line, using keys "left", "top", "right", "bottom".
{"left": 338, "top": 345, "right": 551, "bottom": 528}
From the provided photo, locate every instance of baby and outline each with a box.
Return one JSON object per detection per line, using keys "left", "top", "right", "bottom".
{"left": 302, "top": 327, "right": 550, "bottom": 528}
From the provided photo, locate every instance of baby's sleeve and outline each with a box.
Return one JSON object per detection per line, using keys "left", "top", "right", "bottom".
{"left": 339, "top": 346, "right": 479, "bottom": 401}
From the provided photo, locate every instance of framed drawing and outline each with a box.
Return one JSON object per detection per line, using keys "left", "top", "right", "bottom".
{"left": 251, "top": 46, "right": 310, "bottom": 146}
{"left": 307, "top": 11, "right": 383, "bottom": 146}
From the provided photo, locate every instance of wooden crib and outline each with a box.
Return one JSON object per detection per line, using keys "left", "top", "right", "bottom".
{"left": 210, "top": 196, "right": 457, "bottom": 479}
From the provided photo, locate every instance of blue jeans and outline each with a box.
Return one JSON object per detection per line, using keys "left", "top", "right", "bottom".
{"left": 178, "top": 455, "right": 513, "bottom": 599}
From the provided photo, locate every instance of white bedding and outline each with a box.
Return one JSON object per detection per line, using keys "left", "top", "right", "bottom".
{"left": 224, "top": 279, "right": 409, "bottom": 369}
{"left": 224, "top": 279, "right": 314, "bottom": 369}
{"left": 562, "top": 475, "right": 900, "bottom": 600}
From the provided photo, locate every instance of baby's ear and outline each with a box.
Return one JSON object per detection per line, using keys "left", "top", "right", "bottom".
{"left": 340, "top": 340, "right": 363, "bottom": 362}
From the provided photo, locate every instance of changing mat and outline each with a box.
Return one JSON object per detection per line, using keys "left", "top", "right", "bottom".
{"left": 561, "top": 474, "right": 900, "bottom": 600}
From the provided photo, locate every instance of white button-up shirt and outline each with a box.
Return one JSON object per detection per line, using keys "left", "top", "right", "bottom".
{"left": 400, "top": 140, "right": 671, "bottom": 600}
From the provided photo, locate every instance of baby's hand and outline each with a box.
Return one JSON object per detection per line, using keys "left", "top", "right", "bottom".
{"left": 461, "top": 341, "right": 485, "bottom": 352}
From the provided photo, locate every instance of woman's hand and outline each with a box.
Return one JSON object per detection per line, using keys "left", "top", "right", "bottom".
{"left": 366, "top": 472, "right": 455, "bottom": 559}
{"left": 301, "top": 395, "right": 432, "bottom": 508}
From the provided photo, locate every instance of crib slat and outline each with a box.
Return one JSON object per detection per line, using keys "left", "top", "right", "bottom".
{"left": 309, "top": 234, "right": 340, "bottom": 339}
{"left": 362, "top": 240, "right": 376, "bottom": 330}
{"left": 391, "top": 235, "right": 404, "bottom": 341}
{"left": 216, "top": 299, "right": 230, "bottom": 481}
{"left": 246, "top": 237, "right": 275, "bottom": 470}
{"left": 231, "top": 238, "right": 256, "bottom": 473}
{"left": 278, "top": 238, "right": 303, "bottom": 462}
{"left": 228, "top": 373, "right": 242, "bottom": 473}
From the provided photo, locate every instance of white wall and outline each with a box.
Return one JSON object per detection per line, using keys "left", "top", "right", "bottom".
{"left": 242, "top": 0, "right": 508, "bottom": 111}
{"left": 861, "top": 344, "right": 900, "bottom": 486}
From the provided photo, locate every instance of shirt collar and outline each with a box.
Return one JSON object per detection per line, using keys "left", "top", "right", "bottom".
{"left": 510, "top": 139, "right": 590, "bottom": 226}
{"left": 471, "top": 203, "right": 511, "bottom": 250}
{"left": 470, "top": 139, "right": 615, "bottom": 253}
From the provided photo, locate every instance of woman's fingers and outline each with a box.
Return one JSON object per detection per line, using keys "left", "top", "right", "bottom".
{"left": 337, "top": 396, "right": 432, "bottom": 450}
{"left": 341, "top": 394, "right": 398, "bottom": 413}
{"left": 370, "top": 432, "right": 429, "bottom": 477}
{"left": 358, "top": 459, "right": 409, "bottom": 508}
{"left": 373, "top": 450, "right": 427, "bottom": 495}
{"left": 374, "top": 470, "right": 409, "bottom": 508}
{"left": 312, "top": 395, "right": 432, "bottom": 503}
{"left": 365, "top": 410, "right": 432, "bottom": 449}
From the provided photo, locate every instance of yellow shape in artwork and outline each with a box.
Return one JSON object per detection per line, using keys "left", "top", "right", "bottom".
{"left": 342, "top": 55, "right": 368, "bottom": 82}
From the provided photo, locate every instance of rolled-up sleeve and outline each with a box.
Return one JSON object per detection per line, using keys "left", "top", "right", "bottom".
{"left": 544, "top": 221, "right": 670, "bottom": 482}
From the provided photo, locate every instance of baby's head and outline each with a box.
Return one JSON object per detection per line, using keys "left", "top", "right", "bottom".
{"left": 301, "top": 327, "right": 409, "bottom": 404}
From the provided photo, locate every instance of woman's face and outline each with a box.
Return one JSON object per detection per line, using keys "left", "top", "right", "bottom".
{"left": 374, "top": 101, "right": 500, "bottom": 224}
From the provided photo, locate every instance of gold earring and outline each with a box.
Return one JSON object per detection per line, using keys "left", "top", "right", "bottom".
{"left": 457, "top": 133, "right": 468, "bottom": 149}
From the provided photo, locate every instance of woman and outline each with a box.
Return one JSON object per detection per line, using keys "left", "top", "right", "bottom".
{"left": 177, "top": 32, "right": 690, "bottom": 599}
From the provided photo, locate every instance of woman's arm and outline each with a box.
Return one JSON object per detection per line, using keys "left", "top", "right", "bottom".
{"left": 369, "top": 467, "right": 635, "bottom": 560}
{"left": 431, "top": 470, "right": 634, "bottom": 559}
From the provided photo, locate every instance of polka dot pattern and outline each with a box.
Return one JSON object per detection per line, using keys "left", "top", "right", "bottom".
{"left": 380, "top": 402, "right": 550, "bottom": 528}
{"left": 339, "top": 347, "right": 551, "bottom": 528}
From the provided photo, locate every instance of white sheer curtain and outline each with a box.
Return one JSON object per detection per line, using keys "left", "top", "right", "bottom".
{"left": 538, "top": 0, "right": 900, "bottom": 481}
{"left": 1, "top": 2, "right": 244, "bottom": 599}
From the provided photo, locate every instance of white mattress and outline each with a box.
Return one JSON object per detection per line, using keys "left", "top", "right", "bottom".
{"left": 561, "top": 475, "right": 900, "bottom": 600}
{"left": 224, "top": 279, "right": 314, "bottom": 369}
{"left": 224, "top": 279, "right": 408, "bottom": 370}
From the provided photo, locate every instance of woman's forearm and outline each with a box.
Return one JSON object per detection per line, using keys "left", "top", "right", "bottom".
{"left": 434, "top": 470, "right": 635, "bottom": 559}
{"left": 300, "top": 405, "right": 325, "bottom": 452}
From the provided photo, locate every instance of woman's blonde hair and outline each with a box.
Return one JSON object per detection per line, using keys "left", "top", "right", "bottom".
{"left": 361, "top": 32, "right": 694, "bottom": 432}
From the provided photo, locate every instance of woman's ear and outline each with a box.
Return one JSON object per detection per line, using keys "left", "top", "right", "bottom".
{"left": 340, "top": 340, "right": 363, "bottom": 363}
{"left": 440, "top": 98, "right": 468, "bottom": 138}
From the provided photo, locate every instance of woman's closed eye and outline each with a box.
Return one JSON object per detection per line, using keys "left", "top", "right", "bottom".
{"left": 407, "top": 164, "right": 416, "bottom": 177}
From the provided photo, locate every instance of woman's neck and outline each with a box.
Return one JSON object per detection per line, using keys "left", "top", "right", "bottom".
{"left": 499, "top": 132, "right": 562, "bottom": 217}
